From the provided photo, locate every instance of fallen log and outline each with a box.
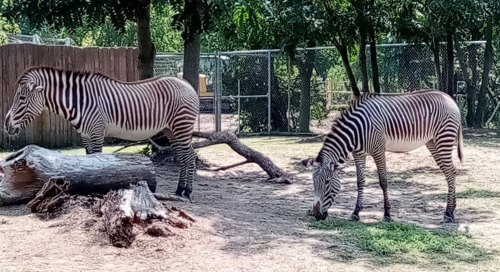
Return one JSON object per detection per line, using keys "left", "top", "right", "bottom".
{"left": 115, "top": 131, "right": 292, "bottom": 184}
{"left": 0, "top": 145, "right": 157, "bottom": 206}
{"left": 192, "top": 131, "right": 291, "bottom": 184}
{"left": 99, "top": 180, "right": 195, "bottom": 248}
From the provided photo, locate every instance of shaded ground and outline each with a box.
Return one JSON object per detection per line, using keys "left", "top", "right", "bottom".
{"left": 1, "top": 131, "right": 500, "bottom": 272}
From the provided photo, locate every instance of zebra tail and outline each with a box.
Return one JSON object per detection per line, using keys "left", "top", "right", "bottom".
{"left": 457, "top": 125, "right": 464, "bottom": 165}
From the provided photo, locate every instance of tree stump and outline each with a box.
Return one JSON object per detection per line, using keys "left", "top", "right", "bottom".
{"left": 0, "top": 145, "right": 157, "bottom": 206}
{"left": 99, "top": 180, "right": 195, "bottom": 248}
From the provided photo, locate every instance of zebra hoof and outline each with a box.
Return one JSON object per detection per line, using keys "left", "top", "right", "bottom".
{"left": 182, "top": 190, "right": 192, "bottom": 200}
{"left": 174, "top": 189, "right": 184, "bottom": 197}
{"left": 174, "top": 190, "right": 192, "bottom": 203}
{"left": 441, "top": 215, "right": 455, "bottom": 223}
{"left": 441, "top": 211, "right": 455, "bottom": 223}
{"left": 381, "top": 216, "right": 392, "bottom": 223}
{"left": 349, "top": 214, "right": 360, "bottom": 222}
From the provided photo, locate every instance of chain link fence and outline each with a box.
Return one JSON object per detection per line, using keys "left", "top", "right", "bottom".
{"left": 154, "top": 41, "right": 500, "bottom": 135}
{"left": 154, "top": 53, "right": 220, "bottom": 133}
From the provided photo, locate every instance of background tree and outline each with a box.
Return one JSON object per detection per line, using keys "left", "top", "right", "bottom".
{"left": 319, "top": 0, "right": 361, "bottom": 96}
{"left": 169, "top": 0, "right": 217, "bottom": 93}
{"left": 453, "top": 0, "right": 499, "bottom": 127}
{"left": 269, "top": 0, "right": 325, "bottom": 132}
{"left": 2, "top": 0, "right": 161, "bottom": 79}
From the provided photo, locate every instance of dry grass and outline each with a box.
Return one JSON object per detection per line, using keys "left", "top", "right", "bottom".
{"left": 1, "top": 130, "right": 500, "bottom": 272}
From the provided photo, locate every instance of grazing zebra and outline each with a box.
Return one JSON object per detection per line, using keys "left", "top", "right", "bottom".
{"left": 305, "top": 89, "right": 464, "bottom": 223}
{"left": 4, "top": 66, "right": 200, "bottom": 199}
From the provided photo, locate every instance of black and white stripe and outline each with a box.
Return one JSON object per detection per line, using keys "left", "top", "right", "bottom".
{"left": 310, "top": 89, "right": 464, "bottom": 223}
{"left": 4, "top": 66, "right": 200, "bottom": 199}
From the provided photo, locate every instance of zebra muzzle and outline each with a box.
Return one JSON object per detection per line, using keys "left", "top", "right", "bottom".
{"left": 312, "top": 201, "right": 329, "bottom": 220}
{"left": 5, "top": 126, "right": 21, "bottom": 136}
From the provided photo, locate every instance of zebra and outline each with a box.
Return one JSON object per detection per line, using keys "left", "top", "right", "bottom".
{"left": 305, "top": 89, "right": 464, "bottom": 223}
{"left": 4, "top": 66, "right": 200, "bottom": 199}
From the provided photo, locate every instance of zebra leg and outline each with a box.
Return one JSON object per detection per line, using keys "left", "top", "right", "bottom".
{"left": 81, "top": 129, "right": 105, "bottom": 154}
{"left": 164, "top": 129, "right": 196, "bottom": 200}
{"left": 426, "top": 139, "right": 457, "bottom": 223}
{"left": 81, "top": 135, "right": 92, "bottom": 155}
{"left": 373, "top": 151, "right": 392, "bottom": 222}
{"left": 162, "top": 130, "right": 185, "bottom": 196}
{"left": 178, "top": 142, "right": 196, "bottom": 199}
{"left": 350, "top": 153, "right": 367, "bottom": 222}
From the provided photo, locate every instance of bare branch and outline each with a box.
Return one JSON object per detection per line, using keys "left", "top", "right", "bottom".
{"left": 112, "top": 140, "right": 149, "bottom": 153}
{"left": 148, "top": 139, "right": 170, "bottom": 152}
{"left": 192, "top": 131, "right": 290, "bottom": 182}
{"left": 206, "top": 160, "right": 250, "bottom": 171}
{"left": 192, "top": 140, "right": 218, "bottom": 149}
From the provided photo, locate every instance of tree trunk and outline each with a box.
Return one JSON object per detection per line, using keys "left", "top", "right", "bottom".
{"left": 368, "top": 25, "right": 380, "bottom": 93}
{"left": 336, "top": 43, "right": 361, "bottom": 97}
{"left": 431, "top": 37, "right": 443, "bottom": 91}
{"left": 475, "top": 16, "right": 494, "bottom": 128}
{"left": 446, "top": 28, "right": 455, "bottom": 97}
{"left": 136, "top": 3, "right": 155, "bottom": 80}
{"left": 454, "top": 33, "right": 476, "bottom": 127}
{"left": 99, "top": 180, "right": 195, "bottom": 248}
{"left": 297, "top": 49, "right": 316, "bottom": 132}
{"left": 183, "top": 33, "right": 201, "bottom": 93}
{"left": 0, "top": 145, "right": 157, "bottom": 206}
{"left": 470, "top": 29, "right": 481, "bottom": 86}
{"left": 358, "top": 32, "right": 369, "bottom": 93}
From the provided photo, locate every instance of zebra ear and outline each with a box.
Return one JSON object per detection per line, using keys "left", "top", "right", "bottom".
{"left": 334, "top": 163, "right": 347, "bottom": 171}
{"left": 33, "top": 85, "right": 44, "bottom": 92}
{"left": 301, "top": 158, "right": 314, "bottom": 167}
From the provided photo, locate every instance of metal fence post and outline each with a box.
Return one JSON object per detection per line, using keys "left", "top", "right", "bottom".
{"left": 268, "top": 50, "right": 271, "bottom": 136}
{"left": 215, "top": 51, "right": 222, "bottom": 132}
{"left": 237, "top": 79, "right": 241, "bottom": 134}
{"left": 287, "top": 57, "right": 291, "bottom": 133}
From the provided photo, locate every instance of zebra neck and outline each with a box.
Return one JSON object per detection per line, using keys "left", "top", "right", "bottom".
{"left": 322, "top": 118, "right": 359, "bottom": 162}
{"left": 44, "top": 93, "right": 73, "bottom": 121}
{"left": 42, "top": 73, "right": 87, "bottom": 122}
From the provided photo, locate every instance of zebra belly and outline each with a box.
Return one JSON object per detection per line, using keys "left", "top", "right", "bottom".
{"left": 105, "top": 124, "right": 164, "bottom": 141}
{"left": 385, "top": 138, "right": 429, "bottom": 153}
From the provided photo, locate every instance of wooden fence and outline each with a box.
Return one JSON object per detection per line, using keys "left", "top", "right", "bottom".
{"left": 0, "top": 43, "right": 140, "bottom": 150}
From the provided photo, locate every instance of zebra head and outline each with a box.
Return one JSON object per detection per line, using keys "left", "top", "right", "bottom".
{"left": 309, "top": 153, "right": 344, "bottom": 221}
{"left": 4, "top": 79, "right": 45, "bottom": 136}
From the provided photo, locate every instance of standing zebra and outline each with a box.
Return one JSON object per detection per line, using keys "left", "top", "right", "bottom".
{"left": 4, "top": 66, "right": 200, "bottom": 199}
{"left": 306, "top": 90, "right": 464, "bottom": 223}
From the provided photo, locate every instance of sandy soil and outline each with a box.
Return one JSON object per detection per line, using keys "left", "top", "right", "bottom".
{"left": 1, "top": 129, "right": 500, "bottom": 272}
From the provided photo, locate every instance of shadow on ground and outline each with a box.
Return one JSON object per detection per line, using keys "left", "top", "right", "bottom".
{"left": 153, "top": 155, "right": 498, "bottom": 270}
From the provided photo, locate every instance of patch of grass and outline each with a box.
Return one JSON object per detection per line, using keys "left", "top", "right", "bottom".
{"left": 432, "top": 189, "right": 500, "bottom": 200}
{"left": 311, "top": 218, "right": 493, "bottom": 267}
{"left": 456, "top": 189, "right": 500, "bottom": 199}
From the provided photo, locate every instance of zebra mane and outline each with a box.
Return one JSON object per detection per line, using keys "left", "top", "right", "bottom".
{"left": 331, "top": 92, "right": 373, "bottom": 128}
{"left": 17, "top": 66, "right": 162, "bottom": 85}
{"left": 18, "top": 66, "right": 109, "bottom": 83}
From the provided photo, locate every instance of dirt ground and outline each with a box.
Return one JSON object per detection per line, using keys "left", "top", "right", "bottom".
{"left": 1, "top": 129, "right": 500, "bottom": 272}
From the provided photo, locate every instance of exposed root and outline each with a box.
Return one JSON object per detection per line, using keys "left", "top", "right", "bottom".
{"left": 27, "top": 177, "right": 70, "bottom": 214}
